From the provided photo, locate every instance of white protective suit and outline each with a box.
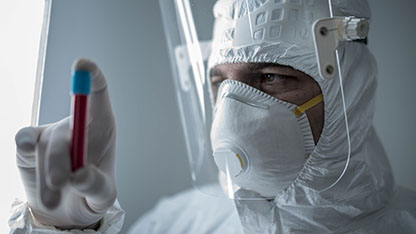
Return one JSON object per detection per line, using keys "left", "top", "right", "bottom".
{"left": 10, "top": 0, "right": 416, "bottom": 233}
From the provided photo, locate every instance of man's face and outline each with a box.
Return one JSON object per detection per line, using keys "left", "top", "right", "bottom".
{"left": 210, "top": 63, "right": 324, "bottom": 144}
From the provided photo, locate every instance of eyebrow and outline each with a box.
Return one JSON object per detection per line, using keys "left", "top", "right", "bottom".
{"left": 209, "top": 63, "right": 291, "bottom": 80}
{"left": 246, "top": 63, "right": 281, "bottom": 71}
{"left": 210, "top": 63, "right": 277, "bottom": 77}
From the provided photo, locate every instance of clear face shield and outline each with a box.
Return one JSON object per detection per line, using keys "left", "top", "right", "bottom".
{"left": 159, "top": 0, "right": 369, "bottom": 200}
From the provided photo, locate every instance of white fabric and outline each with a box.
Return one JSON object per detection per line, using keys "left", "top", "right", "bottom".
{"left": 211, "top": 80, "right": 315, "bottom": 198}
{"left": 209, "top": 0, "right": 330, "bottom": 55}
{"left": 208, "top": 0, "right": 370, "bottom": 72}
{"left": 8, "top": 200, "right": 124, "bottom": 234}
{"left": 10, "top": 59, "right": 121, "bottom": 231}
{"left": 128, "top": 186, "right": 243, "bottom": 234}
{"left": 129, "top": 184, "right": 416, "bottom": 234}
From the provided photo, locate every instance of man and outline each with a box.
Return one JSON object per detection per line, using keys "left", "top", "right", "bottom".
{"left": 10, "top": 0, "right": 416, "bottom": 233}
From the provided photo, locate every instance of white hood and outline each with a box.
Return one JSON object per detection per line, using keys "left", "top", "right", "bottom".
{"left": 208, "top": 0, "right": 395, "bottom": 232}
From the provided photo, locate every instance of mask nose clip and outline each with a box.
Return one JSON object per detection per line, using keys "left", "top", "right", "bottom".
{"left": 223, "top": 92, "right": 270, "bottom": 110}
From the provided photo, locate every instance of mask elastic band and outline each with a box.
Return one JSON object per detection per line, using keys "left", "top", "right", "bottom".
{"left": 293, "top": 93, "right": 324, "bottom": 117}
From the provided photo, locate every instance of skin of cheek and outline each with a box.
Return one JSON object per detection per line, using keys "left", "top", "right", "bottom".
{"left": 263, "top": 80, "right": 324, "bottom": 145}
{"left": 301, "top": 80, "right": 324, "bottom": 144}
{"left": 306, "top": 102, "right": 324, "bottom": 144}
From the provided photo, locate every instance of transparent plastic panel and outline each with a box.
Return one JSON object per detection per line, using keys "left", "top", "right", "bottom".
{"left": 160, "top": 0, "right": 225, "bottom": 198}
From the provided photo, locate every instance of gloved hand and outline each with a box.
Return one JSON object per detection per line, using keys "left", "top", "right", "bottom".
{"left": 15, "top": 58, "right": 117, "bottom": 229}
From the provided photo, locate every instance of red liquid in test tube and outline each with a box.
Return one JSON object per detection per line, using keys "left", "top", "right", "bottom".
{"left": 70, "top": 71, "right": 91, "bottom": 172}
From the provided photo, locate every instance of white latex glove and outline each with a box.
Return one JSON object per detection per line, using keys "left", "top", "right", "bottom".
{"left": 15, "top": 59, "right": 117, "bottom": 229}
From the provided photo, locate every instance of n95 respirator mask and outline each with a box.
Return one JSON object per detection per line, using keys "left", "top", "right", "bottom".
{"left": 210, "top": 80, "right": 321, "bottom": 198}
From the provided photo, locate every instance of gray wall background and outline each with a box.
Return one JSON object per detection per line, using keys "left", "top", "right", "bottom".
{"left": 39, "top": 0, "right": 415, "bottom": 233}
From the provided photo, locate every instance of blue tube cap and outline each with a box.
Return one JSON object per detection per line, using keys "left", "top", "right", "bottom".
{"left": 72, "top": 70, "right": 91, "bottom": 95}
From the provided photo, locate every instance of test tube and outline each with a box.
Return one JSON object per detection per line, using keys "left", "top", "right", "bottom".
{"left": 70, "top": 70, "right": 91, "bottom": 172}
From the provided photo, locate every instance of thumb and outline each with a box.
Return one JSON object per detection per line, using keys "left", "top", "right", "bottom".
{"left": 72, "top": 58, "right": 116, "bottom": 156}
{"left": 71, "top": 58, "right": 114, "bottom": 125}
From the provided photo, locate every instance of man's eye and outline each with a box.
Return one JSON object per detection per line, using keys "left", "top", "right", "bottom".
{"left": 263, "top": 74, "right": 284, "bottom": 83}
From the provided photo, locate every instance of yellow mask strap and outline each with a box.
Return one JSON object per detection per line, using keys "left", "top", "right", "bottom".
{"left": 293, "top": 93, "right": 323, "bottom": 117}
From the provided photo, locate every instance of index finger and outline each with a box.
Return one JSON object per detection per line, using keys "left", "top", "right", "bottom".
{"left": 15, "top": 125, "right": 48, "bottom": 168}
